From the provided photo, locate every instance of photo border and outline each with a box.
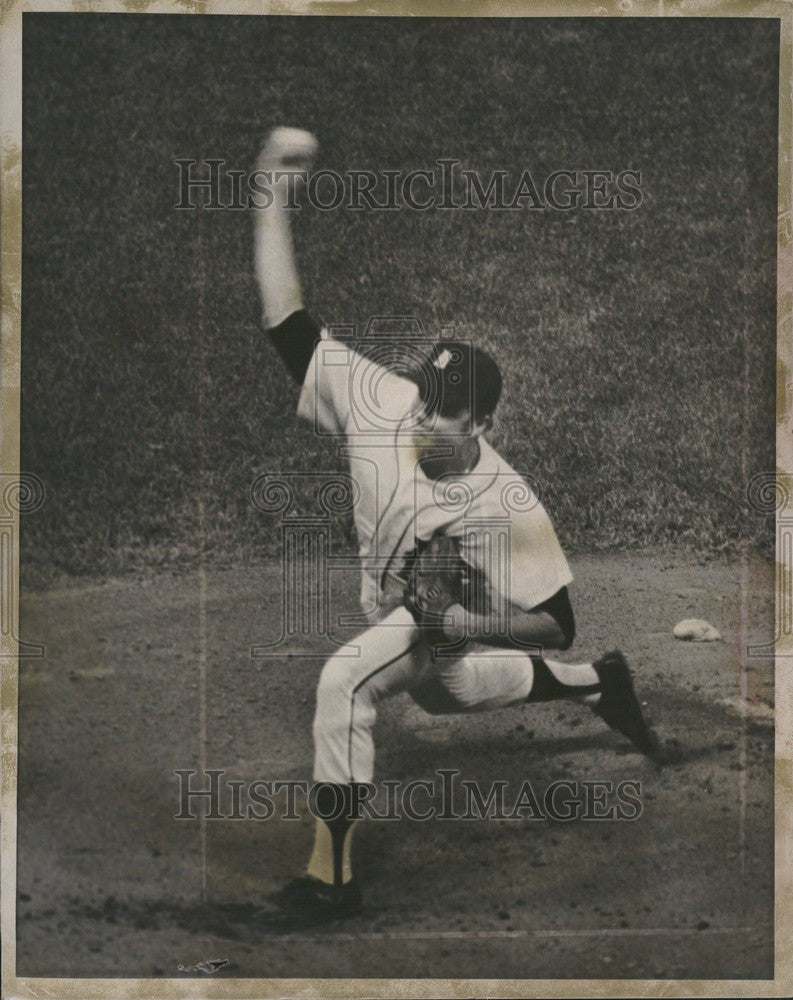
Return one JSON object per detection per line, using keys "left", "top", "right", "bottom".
{"left": 1, "top": 1, "right": 790, "bottom": 997}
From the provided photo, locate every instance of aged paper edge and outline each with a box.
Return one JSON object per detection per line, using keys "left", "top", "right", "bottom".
{"left": 1, "top": 0, "right": 791, "bottom": 997}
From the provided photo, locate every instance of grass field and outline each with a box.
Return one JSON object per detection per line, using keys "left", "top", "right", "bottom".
{"left": 19, "top": 14, "right": 778, "bottom": 584}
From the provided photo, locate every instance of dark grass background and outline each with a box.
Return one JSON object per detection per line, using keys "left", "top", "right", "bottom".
{"left": 20, "top": 14, "right": 779, "bottom": 585}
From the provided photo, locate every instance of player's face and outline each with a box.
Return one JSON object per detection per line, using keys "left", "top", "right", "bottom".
{"left": 412, "top": 408, "right": 490, "bottom": 477}
{"left": 413, "top": 408, "right": 473, "bottom": 447}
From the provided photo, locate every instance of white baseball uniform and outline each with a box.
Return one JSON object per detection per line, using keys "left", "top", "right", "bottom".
{"left": 298, "top": 332, "right": 573, "bottom": 784}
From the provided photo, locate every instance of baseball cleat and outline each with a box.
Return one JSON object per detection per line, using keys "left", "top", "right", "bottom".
{"left": 269, "top": 875, "right": 363, "bottom": 922}
{"left": 592, "top": 651, "right": 661, "bottom": 760}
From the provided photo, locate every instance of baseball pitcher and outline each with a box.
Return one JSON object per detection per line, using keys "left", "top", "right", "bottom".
{"left": 253, "top": 127, "right": 660, "bottom": 923}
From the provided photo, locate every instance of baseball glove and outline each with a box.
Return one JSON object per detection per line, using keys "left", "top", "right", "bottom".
{"left": 403, "top": 534, "right": 468, "bottom": 644}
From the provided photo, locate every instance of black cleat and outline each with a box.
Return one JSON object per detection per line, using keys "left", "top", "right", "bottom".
{"left": 592, "top": 651, "right": 661, "bottom": 760}
{"left": 269, "top": 875, "right": 363, "bottom": 923}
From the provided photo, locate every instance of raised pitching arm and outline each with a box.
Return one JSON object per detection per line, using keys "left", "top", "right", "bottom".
{"left": 253, "top": 127, "right": 321, "bottom": 383}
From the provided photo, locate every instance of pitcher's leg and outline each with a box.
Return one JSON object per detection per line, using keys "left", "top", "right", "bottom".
{"left": 410, "top": 648, "right": 536, "bottom": 715}
{"left": 312, "top": 607, "right": 428, "bottom": 784}
{"left": 284, "top": 608, "right": 429, "bottom": 911}
{"left": 408, "top": 648, "right": 599, "bottom": 714}
{"left": 409, "top": 647, "right": 660, "bottom": 760}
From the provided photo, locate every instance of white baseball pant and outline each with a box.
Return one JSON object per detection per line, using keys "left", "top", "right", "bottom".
{"left": 313, "top": 606, "right": 536, "bottom": 783}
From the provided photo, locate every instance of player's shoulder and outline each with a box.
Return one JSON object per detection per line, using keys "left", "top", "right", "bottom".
{"left": 466, "top": 440, "right": 542, "bottom": 519}
{"left": 310, "top": 335, "right": 420, "bottom": 431}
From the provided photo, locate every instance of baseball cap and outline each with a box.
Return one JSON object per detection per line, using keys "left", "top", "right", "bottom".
{"left": 416, "top": 340, "right": 503, "bottom": 425}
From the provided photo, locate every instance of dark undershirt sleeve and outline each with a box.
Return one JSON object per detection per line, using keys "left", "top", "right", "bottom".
{"left": 533, "top": 586, "right": 576, "bottom": 649}
{"left": 266, "top": 308, "right": 322, "bottom": 384}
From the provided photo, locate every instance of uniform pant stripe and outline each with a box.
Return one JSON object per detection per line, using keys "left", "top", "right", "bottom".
{"left": 347, "top": 642, "right": 419, "bottom": 780}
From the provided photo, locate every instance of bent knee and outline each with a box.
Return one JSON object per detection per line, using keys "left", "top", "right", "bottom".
{"left": 410, "top": 680, "right": 461, "bottom": 716}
